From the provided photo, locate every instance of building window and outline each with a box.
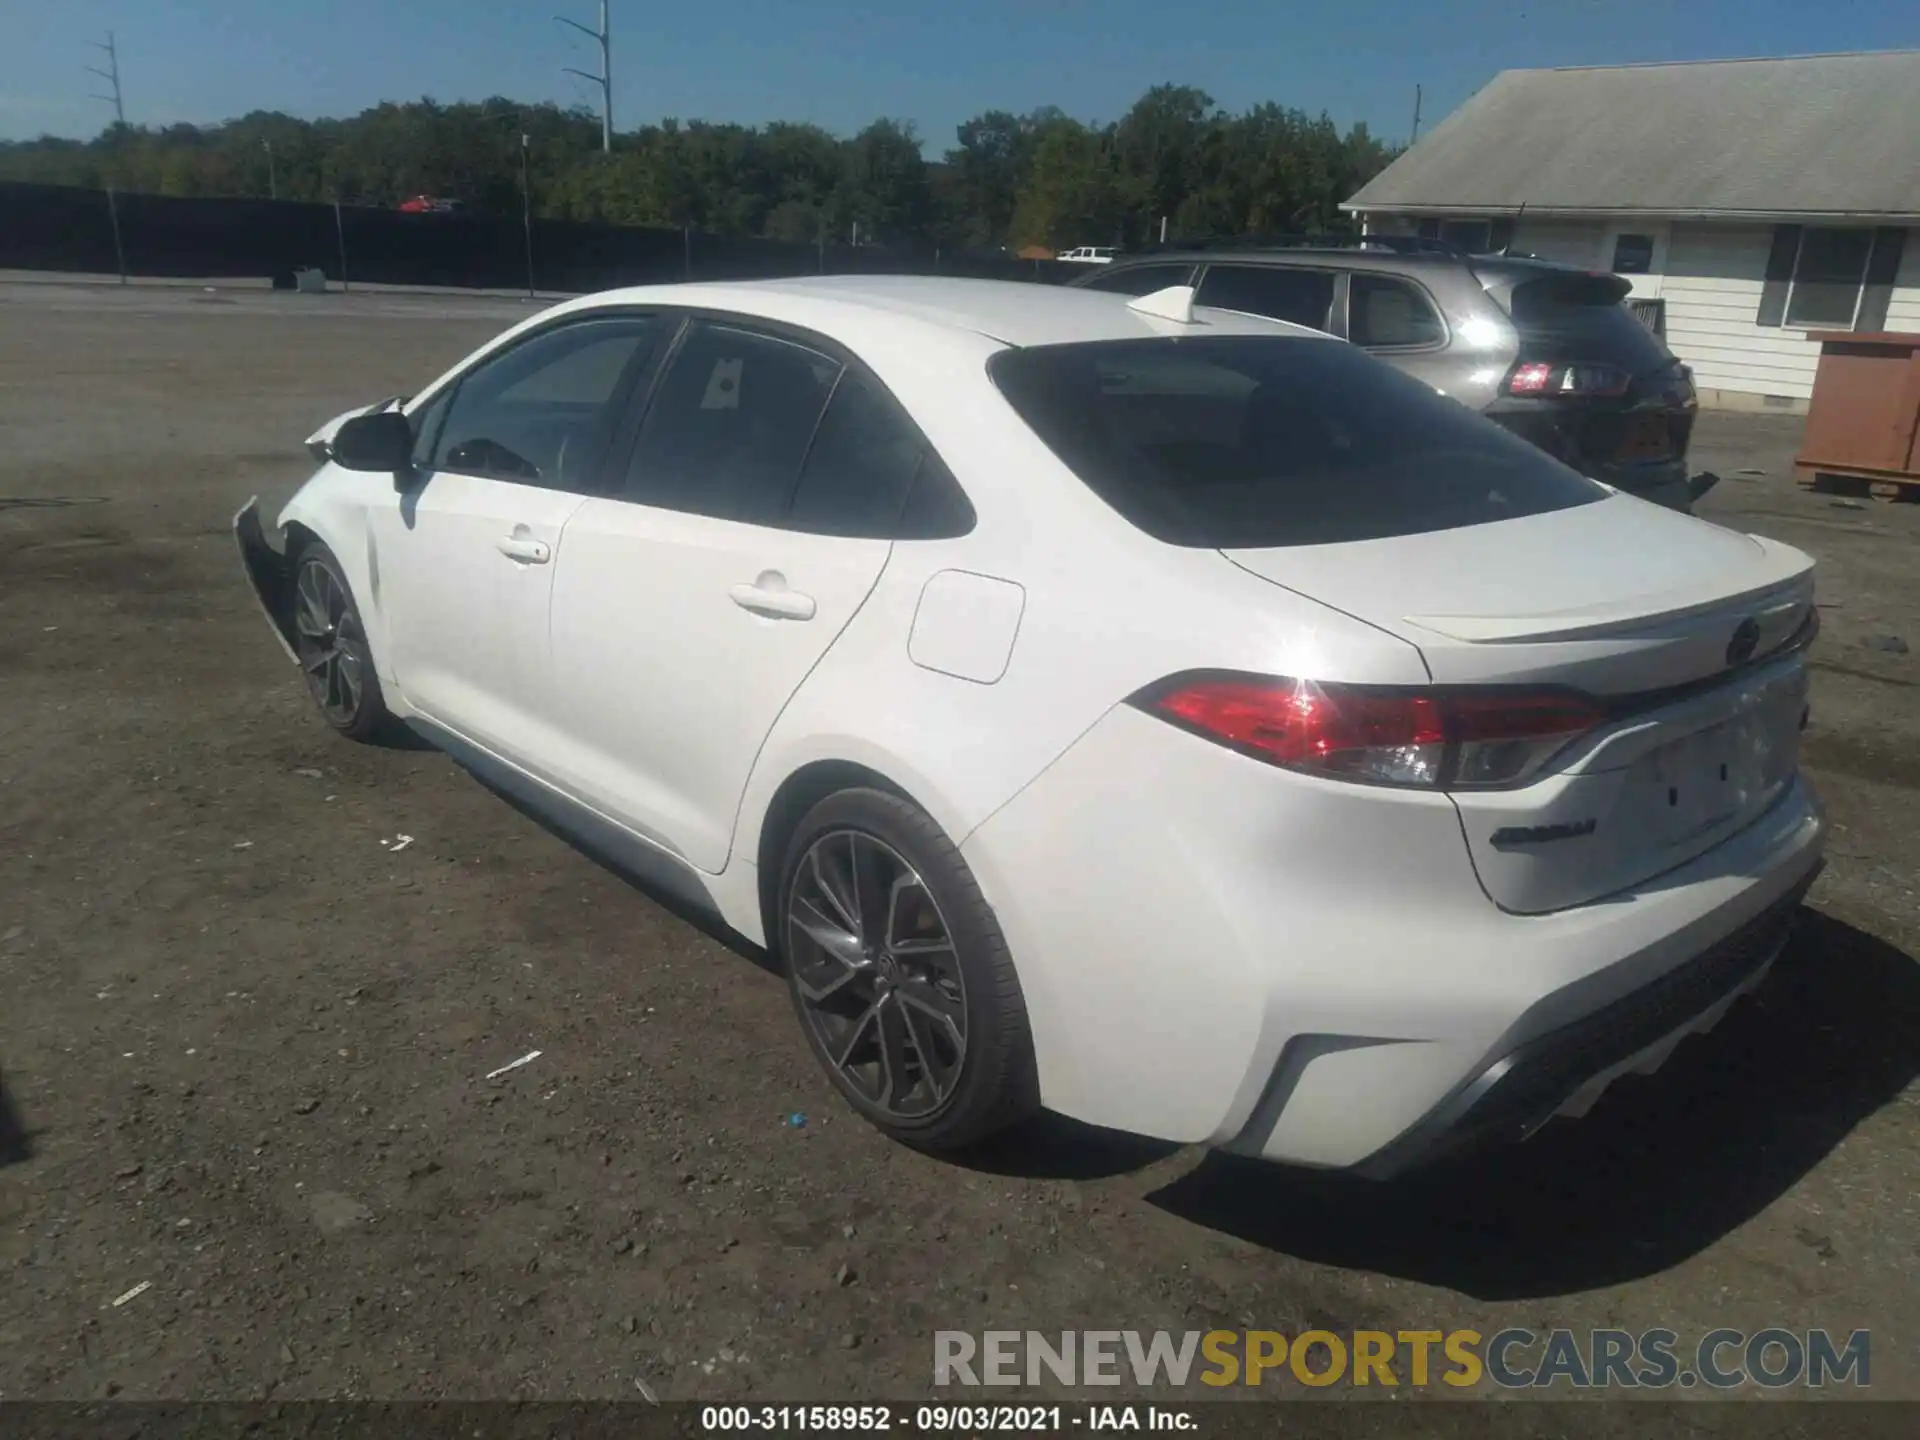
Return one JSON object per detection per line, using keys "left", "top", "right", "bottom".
{"left": 1416, "top": 218, "right": 1494, "bottom": 252}
{"left": 1784, "top": 228, "right": 1876, "bottom": 328}
{"left": 1610, "top": 234, "right": 1656, "bottom": 275}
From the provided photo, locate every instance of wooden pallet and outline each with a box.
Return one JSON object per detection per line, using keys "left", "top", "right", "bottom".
{"left": 1795, "top": 468, "right": 1920, "bottom": 502}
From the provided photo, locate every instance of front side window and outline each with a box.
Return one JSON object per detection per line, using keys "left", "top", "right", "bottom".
{"left": 622, "top": 321, "right": 842, "bottom": 526}
{"left": 431, "top": 316, "right": 661, "bottom": 489}
{"left": 989, "top": 336, "right": 1605, "bottom": 548}
{"left": 1080, "top": 263, "right": 1196, "bottom": 296}
{"left": 1196, "top": 265, "right": 1337, "bottom": 331}
{"left": 1785, "top": 229, "right": 1874, "bottom": 329}
{"left": 1348, "top": 274, "right": 1445, "bottom": 349}
{"left": 406, "top": 389, "right": 453, "bottom": 470}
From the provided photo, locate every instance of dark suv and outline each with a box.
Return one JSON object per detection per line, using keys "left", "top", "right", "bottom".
{"left": 1071, "top": 239, "right": 1701, "bottom": 510}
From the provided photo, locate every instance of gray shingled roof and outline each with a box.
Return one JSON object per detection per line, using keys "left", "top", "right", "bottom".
{"left": 1344, "top": 51, "right": 1920, "bottom": 220}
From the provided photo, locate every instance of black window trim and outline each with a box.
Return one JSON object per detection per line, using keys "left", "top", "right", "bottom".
{"left": 1339, "top": 269, "right": 1451, "bottom": 354}
{"left": 604, "top": 305, "right": 977, "bottom": 539}
{"left": 399, "top": 307, "right": 669, "bottom": 494}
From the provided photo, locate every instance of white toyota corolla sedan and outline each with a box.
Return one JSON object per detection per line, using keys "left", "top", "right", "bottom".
{"left": 236, "top": 274, "right": 1824, "bottom": 1176}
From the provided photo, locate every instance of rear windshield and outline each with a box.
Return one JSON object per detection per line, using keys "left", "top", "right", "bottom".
{"left": 1501, "top": 272, "right": 1673, "bottom": 373}
{"left": 988, "top": 336, "right": 1607, "bottom": 547}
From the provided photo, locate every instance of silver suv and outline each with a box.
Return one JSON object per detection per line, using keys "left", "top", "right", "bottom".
{"left": 1071, "top": 239, "right": 1701, "bottom": 510}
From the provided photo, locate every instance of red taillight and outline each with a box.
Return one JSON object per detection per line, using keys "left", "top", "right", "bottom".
{"left": 1504, "top": 360, "right": 1632, "bottom": 398}
{"left": 1507, "top": 361, "right": 1556, "bottom": 395}
{"left": 1137, "top": 676, "right": 1604, "bottom": 789}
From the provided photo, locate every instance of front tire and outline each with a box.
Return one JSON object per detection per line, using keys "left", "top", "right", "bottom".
{"left": 290, "top": 540, "right": 390, "bottom": 742}
{"left": 778, "top": 787, "right": 1039, "bottom": 1153}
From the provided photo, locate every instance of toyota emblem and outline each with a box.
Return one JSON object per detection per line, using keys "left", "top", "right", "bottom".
{"left": 1726, "top": 617, "right": 1761, "bottom": 668}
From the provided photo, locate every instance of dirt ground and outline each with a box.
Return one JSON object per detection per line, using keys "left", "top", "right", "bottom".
{"left": 1, "top": 280, "right": 1917, "bottom": 1410}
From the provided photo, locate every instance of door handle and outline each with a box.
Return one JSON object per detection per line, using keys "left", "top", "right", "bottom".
{"left": 496, "top": 536, "right": 551, "bottom": 564}
{"left": 730, "top": 582, "right": 816, "bottom": 621}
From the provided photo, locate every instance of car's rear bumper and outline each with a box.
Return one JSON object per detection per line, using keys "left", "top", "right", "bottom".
{"left": 1349, "top": 864, "right": 1816, "bottom": 1178}
{"left": 1485, "top": 406, "right": 1695, "bottom": 508}
{"left": 960, "top": 704, "right": 1826, "bottom": 1172}
{"left": 234, "top": 497, "right": 299, "bottom": 665}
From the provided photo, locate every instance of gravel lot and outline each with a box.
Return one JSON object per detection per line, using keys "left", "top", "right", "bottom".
{"left": 1, "top": 280, "right": 1916, "bottom": 1413}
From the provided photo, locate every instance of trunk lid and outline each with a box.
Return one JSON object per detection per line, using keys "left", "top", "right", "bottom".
{"left": 1223, "top": 498, "right": 1817, "bottom": 911}
{"left": 1222, "top": 495, "right": 1813, "bottom": 693}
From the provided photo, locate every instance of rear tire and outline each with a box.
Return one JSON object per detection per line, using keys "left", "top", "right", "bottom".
{"left": 777, "top": 787, "right": 1039, "bottom": 1153}
{"left": 289, "top": 540, "right": 391, "bottom": 743}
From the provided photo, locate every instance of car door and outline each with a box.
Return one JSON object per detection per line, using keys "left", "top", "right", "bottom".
{"left": 1194, "top": 263, "right": 1341, "bottom": 331}
{"left": 372, "top": 313, "right": 666, "bottom": 760}
{"left": 540, "top": 317, "right": 966, "bottom": 873}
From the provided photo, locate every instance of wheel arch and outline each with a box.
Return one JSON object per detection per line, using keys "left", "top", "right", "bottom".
{"left": 275, "top": 493, "right": 393, "bottom": 686}
{"left": 751, "top": 758, "right": 920, "bottom": 960}
{"left": 281, "top": 517, "right": 324, "bottom": 561}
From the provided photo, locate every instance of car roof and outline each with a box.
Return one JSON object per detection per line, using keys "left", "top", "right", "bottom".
{"left": 1104, "top": 245, "right": 1593, "bottom": 282}
{"left": 556, "top": 274, "right": 1330, "bottom": 350}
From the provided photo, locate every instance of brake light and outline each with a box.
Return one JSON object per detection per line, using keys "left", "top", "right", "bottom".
{"left": 1504, "top": 361, "right": 1632, "bottom": 398}
{"left": 1507, "top": 361, "right": 1556, "bottom": 395}
{"left": 1134, "top": 675, "right": 1604, "bottom": 789}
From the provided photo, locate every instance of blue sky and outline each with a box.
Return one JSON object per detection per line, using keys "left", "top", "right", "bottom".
{"left": 2, "top": 0, "right": 1913, "bottom": 150}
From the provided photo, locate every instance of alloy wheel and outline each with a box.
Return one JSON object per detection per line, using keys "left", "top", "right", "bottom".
{"left": 786, "top": 830, "right": 968, "bottom": 1120}
{"left": 292, "top": 558, "right": 368, "bottom": 727}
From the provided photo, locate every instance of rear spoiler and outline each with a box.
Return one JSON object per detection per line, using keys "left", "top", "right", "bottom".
{"left": 1404, "top": 536, "right": 1812, "bottom": 644}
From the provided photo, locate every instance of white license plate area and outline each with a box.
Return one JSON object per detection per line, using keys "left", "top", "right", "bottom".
{"left": 1632, "top": 675, "right": 1804, "bottom": 849}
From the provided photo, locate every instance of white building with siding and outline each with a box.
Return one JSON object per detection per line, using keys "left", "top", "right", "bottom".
{"left": 1343, "top": 51, "right": 1920, "bottom": 412}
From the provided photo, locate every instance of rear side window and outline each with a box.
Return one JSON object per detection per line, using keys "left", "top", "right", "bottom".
{"left": 1196, "top": 265, "right": 1336, "bottom": 330}
{"left": 787, "top": 371, "right": 973, "bottom": 539}
{"left": 623, "top": 321, "right": 841, "bottom": 525}
{"left": 1505, "top": 272, "right": 1672, "bottom": 372}
{"left": 988, "top": 336, "right": 1606, "bottom": 548}
{"left": 1348, "top": 274, "right": 1445, "bottom": 349}
{"left": 1079, "top": 263, "right": 1196, "bottom": 296}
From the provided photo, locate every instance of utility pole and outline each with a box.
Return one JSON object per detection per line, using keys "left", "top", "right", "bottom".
{"left": 1410, "top": 85, "right": 1423, "bottom": 146}
{"left": 520, "top": 132, "right": 536, "bottom": 297}
{"left": 263, "top": 139, "right": 277, "bottom": 200}
{"left": 556, "top": 1, "right": 612, "bottom": 153}
{"left": 86, "top": 31, "right": 127, "bottom": 127}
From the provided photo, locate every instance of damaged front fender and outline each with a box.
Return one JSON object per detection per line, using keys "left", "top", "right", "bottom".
{"left": 234, "top": 496, "right": 299, "bottom": 665}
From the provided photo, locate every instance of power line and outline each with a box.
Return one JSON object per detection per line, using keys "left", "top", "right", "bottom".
{"left": 86, "top": 30, "right": 126, "bottom": 127}
{"left": 555, "top": 1, "right": 612, "bottom": 154}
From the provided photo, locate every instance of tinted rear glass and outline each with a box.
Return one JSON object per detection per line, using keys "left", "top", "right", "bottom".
{"left": 1503, "top": 272, "right": 1673, "bottom": 375}
{"left": 989, "top": 336, "right": 1607, "bottom": 547}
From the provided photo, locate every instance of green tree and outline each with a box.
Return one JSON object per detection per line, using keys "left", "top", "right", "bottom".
{"left": 1008, "top": 116, "right": 1120, "bottom": 251}
{"left": 0, "top": 85, "right": 1401, "bottom": 251}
